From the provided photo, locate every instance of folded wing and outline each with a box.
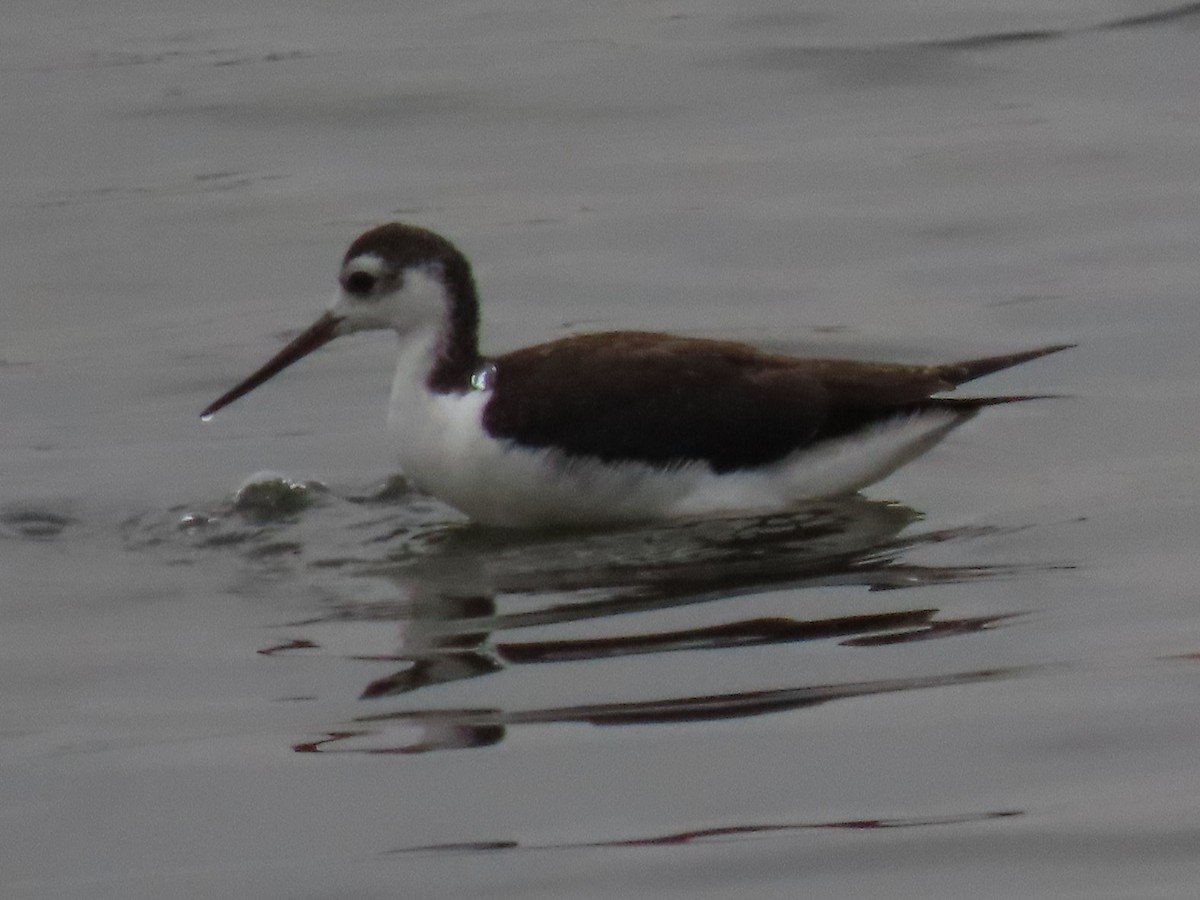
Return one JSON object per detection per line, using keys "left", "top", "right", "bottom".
{"left": 483, "top": 332, "right": 1070, "bottom": 472}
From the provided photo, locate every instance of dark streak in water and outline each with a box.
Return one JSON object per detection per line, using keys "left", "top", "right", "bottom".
{"left": 257, "top": 639, "right": 319, "bottom": 657}
{"left": 931, "top": 30, "right": 1063, "bottom": 51}
{"left": 494, "top": 609, "right": 1019, "bottom": 664}
{"left": 342, "top": 601, "right": 1025, "bottom": 701}
{"left": 927, "top": 1, "right": 1200, "bottom": 49}
{"left": 296, "top": 666, "right": 1029, "bottom": 754}
{"left": 388, "top": 809, "right": 1024, "bottom": 855}
{"left": 211, "top": 50, "right": 315, "bottom": 67}
{"left": 728, "top": 1, "right": 1200, "bottom": 81}
{"left": 842, "top": 611, "right": 1017, "bottom": 646}
{"left": 1099, "top": 2, "right": 1200, "bottom": 30}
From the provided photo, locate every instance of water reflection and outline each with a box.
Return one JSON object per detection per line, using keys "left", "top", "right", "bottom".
{"left": 303, "top": 665, "right": 1023, "bottom": 755}
{"left": 263, "top": 496, "right": 1038, "bottom": 755}
{"left": 390, "top": 809, "right": 1024, "bottom": 855}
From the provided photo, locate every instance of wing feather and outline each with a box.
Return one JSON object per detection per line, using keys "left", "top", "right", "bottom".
{"left": 483, "top": 333, "right": 978, "bottom": 471}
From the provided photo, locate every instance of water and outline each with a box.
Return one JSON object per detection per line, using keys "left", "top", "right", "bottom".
{"left": 4, "top": 1, "right": 1200, "bottom": 897}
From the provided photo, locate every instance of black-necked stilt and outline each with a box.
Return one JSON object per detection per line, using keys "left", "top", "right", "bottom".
{"left": 201, "top": 223, "right": 1071, "bottom": 526}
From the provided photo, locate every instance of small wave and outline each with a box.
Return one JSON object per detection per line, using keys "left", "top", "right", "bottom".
{"left": 231, "top": 471, "right": 328, "bottom": 523}
{"left": 0, "top": 506, "right": 74, "bottom": 540}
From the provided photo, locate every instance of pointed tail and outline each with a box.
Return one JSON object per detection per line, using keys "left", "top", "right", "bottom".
{"left": 939, "top": 343, "right": 1075, "bottom": 387}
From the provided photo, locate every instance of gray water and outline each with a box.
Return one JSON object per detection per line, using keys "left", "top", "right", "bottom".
{"left": 3, "top": 1, "right": 1200, "bottom": 897}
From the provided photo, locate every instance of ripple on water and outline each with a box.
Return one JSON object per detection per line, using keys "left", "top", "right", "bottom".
{"left": 120, "top": 470, "right": 452, "bottom": 568}
{"left": 231, "top": 471, "right": 328, "bottom": 523}
{"left": 223, "top": 493, "right": 1064, "bottom": 756}
{"left": 104, "top": 466, "right": 1088, "bottom": 868}
{"left": 0, "top": 506, "right": 75, "bottom": 540}
{"left": 118, "top": 474, "right": 1071, "bottom": 767}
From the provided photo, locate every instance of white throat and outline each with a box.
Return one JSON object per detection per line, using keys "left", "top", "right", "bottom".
{"left": 389, "top": 324, "right": 443, "bottom": 410}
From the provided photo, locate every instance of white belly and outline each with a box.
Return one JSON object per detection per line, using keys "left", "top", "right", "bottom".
{"left": 388, "top": 365, "right": 966, "bottom": 527}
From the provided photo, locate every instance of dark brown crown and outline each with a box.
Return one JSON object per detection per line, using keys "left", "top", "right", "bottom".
{"left": 344, "top": 223, "right": 483, "bottom": 393}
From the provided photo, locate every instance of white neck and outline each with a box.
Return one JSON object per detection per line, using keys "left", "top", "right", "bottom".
{"left": 389, "top": 324, "right": 443, "bottom": 409}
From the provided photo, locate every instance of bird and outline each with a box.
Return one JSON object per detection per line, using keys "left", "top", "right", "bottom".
{"left": 201, "top": 223, "right": 1071, "bottom": 527}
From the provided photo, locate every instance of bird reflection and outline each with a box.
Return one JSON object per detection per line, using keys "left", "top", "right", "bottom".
{"left": 273, "top": 495, "right": 1034, "bottom": 755}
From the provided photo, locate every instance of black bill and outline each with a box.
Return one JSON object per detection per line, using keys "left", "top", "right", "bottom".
{"left": 201, "top": 312, "right": 343, "bottom": 419}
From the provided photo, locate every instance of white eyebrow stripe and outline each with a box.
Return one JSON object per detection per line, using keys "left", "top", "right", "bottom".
{"left": 342, "top": 253, "right": 386, "bottom": 277}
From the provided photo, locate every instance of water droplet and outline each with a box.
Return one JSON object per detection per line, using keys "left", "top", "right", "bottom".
{"left": 470, "top": 362, "right": 497, "bottom": 392}
{"left": 178, "top": 512, "right": 212, "bottom": 530}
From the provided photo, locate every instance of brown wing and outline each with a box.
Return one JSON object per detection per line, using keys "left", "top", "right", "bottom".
{"left": 482, "top": 332, "right": 1060, "bottom": 472}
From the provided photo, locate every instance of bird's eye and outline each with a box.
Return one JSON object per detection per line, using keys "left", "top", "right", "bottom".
{"left": 343, "top": 270, "right": 377, "bottom": 298}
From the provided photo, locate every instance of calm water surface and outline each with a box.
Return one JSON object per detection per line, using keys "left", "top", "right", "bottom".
{"left": 3, "top": 1, "right": 1200, "bottom": 897}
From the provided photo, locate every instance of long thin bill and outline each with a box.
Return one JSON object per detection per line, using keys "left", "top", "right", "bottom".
{"left": 201, "top": 312, "right": 342, "bottom": 419}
